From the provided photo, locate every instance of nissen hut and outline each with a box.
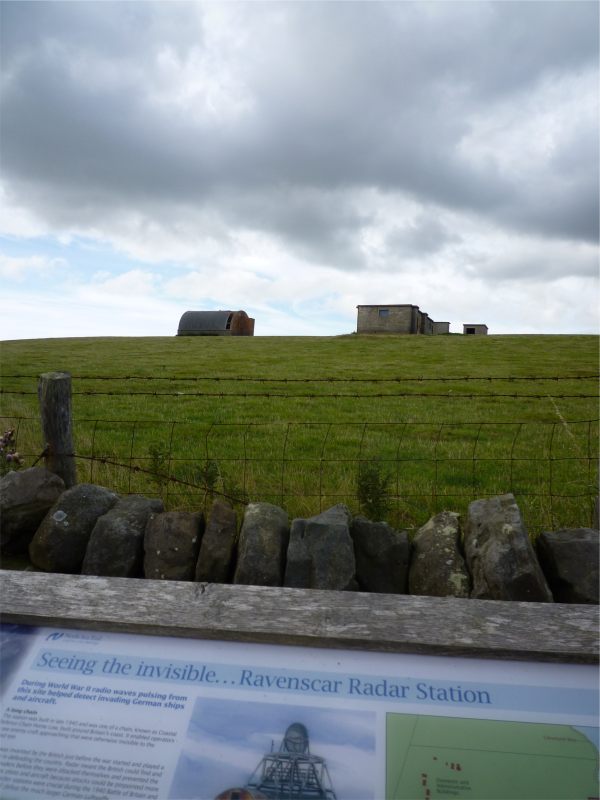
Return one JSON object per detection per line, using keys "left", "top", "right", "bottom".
{"left": 177, "top": 310, "right": 255, "bottom": 337}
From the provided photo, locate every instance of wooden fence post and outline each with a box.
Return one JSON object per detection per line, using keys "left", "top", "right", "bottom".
{"left": 38, "top": 371, "right": 77, "bottom": 488}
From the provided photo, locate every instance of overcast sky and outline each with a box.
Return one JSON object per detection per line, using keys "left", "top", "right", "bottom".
{"left": 1, "top": 0, "right": 598, "bottom": 339}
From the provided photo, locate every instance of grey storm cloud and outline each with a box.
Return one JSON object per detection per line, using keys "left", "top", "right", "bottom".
{"left": 1, "top": 0, "right": 598, "bottom": 268}
{"left": 385, "top": 215, "right": 462, "bottom": 259}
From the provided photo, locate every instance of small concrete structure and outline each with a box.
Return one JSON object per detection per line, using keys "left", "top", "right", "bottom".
{"left": 356, "top": 304, "right": 446, "bottom": 335}
{"left": 463, "top": 324, "right": 488, "bottom": 335}
{"left": 177, "top": 310, "right": 255, "bottom": 336}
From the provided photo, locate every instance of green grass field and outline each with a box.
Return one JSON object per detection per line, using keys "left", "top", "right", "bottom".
{"left": 1, "top": 334, "right": 598, "bottom": 536}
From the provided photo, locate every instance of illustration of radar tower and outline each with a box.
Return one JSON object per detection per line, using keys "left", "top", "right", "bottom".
{"left": 214, "top": 722, "right": 338, "bottom": 800}
{"left": 245, "top": 722, "right": 337, "bottom": 800}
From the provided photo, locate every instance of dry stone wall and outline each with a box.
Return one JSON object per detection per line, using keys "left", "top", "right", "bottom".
{"left": 1, "top": 467, "right": 598, "bottom": 605}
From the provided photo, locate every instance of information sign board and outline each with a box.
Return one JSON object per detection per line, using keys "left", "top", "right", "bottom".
{"left": 1, "top": 622, "right": 598, "bottom": 800}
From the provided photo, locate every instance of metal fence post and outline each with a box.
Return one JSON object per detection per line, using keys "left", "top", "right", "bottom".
{"left": 38, "top": 371, "right": 77, "bottom": 488}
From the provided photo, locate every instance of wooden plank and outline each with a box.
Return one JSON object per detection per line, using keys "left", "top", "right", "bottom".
{"left": 0, "top": 570, "right": 597, "bottom": 663}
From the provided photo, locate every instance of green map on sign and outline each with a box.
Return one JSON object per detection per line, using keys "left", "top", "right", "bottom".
{"left": 386, "top": 714, "right": 599, "bottom": 800}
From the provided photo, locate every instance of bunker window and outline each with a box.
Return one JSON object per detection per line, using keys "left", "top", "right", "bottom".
{"left": 378, "top": 309, "right": 389, "bottom": 318}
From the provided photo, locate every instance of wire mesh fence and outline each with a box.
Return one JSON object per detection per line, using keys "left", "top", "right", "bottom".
{"left": 3, "top": 414, "right": 597, "bottom": 536}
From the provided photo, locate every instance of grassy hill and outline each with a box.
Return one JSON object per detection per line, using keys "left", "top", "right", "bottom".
{"left": 1, "top": 334, "right": 598, "bottom": 535}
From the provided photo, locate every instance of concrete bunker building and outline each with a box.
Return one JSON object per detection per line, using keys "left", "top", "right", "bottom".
{"left": 356, "top": 304, "right": 488, "bottom": 335}
{"left": 463, "top": 323, "right": 488, "bottom": 335}
{"left": 356, "top": 304, "right": 450, "bottom": 335}
{"left": 177, "top": 310, "right": 255, "bottom": 337}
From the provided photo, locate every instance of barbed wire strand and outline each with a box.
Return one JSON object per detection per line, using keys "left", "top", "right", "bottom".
{"left": 2, "top": 415, "right": 599, "bottom": 427}
{"left": 2, "top": 389, "right": 598, "bottom": 399}
{"left": 3, "top": 373, "right": 599, "bottom": 382}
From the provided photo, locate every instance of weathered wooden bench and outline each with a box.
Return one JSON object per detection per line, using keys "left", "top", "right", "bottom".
{"left": 1, "top": 571, "right": 597, "bottom": 663}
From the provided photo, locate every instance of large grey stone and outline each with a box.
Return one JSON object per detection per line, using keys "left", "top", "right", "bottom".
{"left": 234, "top": 503, "right": 289, "bottom": 587}
{"left": 144, "top": 511, "right": 204, "bottom": 581}
{"left": 283, "top": 518, "right": 313, "bottom": 589}
{"left": 284, "top": 504, "right": 356, "bottom": 590}
{"left": 409, "top": 511, "right": 470, "bottom": 598}
{"left": 195, "top": 499, "right": 238, "bottom": 583}
{"left": 464, "top": 493, "right": 553, "bottom": 602}
{"left": 81, "top": 495, "right": 164, "bottom": 578}
{"left": 0, "top": 467, "right": 65, "bottom": 554}
{"left": 536, "top": 528, "right": 599, "bottom": 604}
{"left": 350, "top": 516, "right": 409, "bottom": 593}
{"left": 29, "top": 484, "right": 119, "bottom": 573}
